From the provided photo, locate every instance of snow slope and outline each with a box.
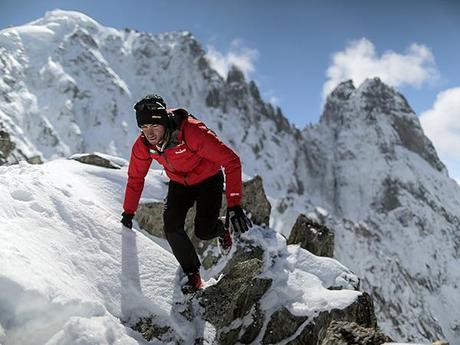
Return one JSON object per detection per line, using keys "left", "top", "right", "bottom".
{"left": 0, "top": 159, "right": 362, "bottom": 344}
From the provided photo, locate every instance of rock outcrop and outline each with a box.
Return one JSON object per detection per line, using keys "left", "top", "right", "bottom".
{"left": 320, "top": 320, "right": 393, "bottom": 345}
{"left": 69, "top": 153, "right": 122, "bottom": 169}
{"left": 199, "top": 258, "right": 271, "bottom": 344}
{"left": 288, "top": 213, "right": 335, "bottom": 257}
{"left": 132, "top": 175, "right": 392, "bottom": 344}
{"left": 0, "top": 130, "right": 15, "bottom": 164}
{"left": 130, "top": 230, "right": 389, "bottom": 345}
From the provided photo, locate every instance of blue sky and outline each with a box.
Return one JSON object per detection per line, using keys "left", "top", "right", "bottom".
{"left": 1, "top": 0, "right": 459, "bottom": 178}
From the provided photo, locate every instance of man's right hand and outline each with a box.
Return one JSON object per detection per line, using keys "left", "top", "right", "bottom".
{"left": 121, "top": 212, "right": 134, "bottom": 229}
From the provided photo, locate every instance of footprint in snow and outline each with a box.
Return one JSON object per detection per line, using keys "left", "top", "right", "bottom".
{"left": 79, "top": 198, "right": 94, "bottom": 206}
{"left": 30, "top": 202, "right": 50, "bottom": 214}
{"left": 10, "top": 189, "right": 34, "bottom": 202}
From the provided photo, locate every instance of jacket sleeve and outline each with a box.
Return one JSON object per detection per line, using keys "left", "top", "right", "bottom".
{"left": 184, "top": 122, "right": 242, "bottom": 207}
{"left": 123, "top": 135, "right": 153, "bottom": 214}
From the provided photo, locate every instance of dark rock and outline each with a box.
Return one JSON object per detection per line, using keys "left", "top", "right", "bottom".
{"left": 220, "top": 237, "right": 264, "bottom": 276}
{"left": 199, "top": 258, "right": 272, "bottom": 343}
{"left": 392, "top": 115, "right": 445, "bottom": 172}
{"left": 288, "top": 214, "right": 335, "bottom": 257}
{"left": 263, "top": 293, "right": 377, "bottom": 345}
{"left": 135, "top": 202, "right": 165, "bottom": 238}
{"left": 70, "top": 153, "right": 121, "bottom": 169}
{"left": 206, "top": 88, "right": 220, "bottom": 108}
{"left": 129, "top": 316, "right": 175, "bottom": 343}
{"left": 27, "top": 155, "right": 43, "bottom": 164}
{"left": 249, "top": 81, "right": 261, "bottom": 102}
{"left": 0, "top": 130, "right": 15, "bottom": 164}
{"left": 238, "top": 303, "right": 265, "bottom": 344}
{"left": 320, "top": 320, "right": 393, "bottom": 345}
{"left": 373, "top": 177, "right": 402, "bottom": 213}
{"left": 226, "top": 65, "right": 245, "bottom": 84}
{"left": 240, "top": 175, "right": 271, "bottom": 227}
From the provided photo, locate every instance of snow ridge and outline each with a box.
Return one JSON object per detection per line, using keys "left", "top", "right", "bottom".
{"left": 0, "top": 159, "right": 362, "bottom": 344}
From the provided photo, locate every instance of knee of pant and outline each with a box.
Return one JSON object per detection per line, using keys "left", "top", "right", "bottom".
{"left": 195, "top": 218, "right": 218, "bottom": 240}
{"left": 163, "top": 210, "right": 184, "bottom": 234}
{"left": 195, "top": 230, "right": 215, "bottom": 241}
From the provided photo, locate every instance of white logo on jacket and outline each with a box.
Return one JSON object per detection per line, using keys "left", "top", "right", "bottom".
{"left": 175, "top": 148, "right": 187, "bottom": 154}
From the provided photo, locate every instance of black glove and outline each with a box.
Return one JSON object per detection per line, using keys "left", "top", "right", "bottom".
{"left": 121, "top": 212, "right": 134, "bottom": 229}
{"left": 225, "top": 206, "right": 253, "bottom": 233}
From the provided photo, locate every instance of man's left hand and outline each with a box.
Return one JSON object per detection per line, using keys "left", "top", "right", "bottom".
{"left": 225, "top": 205, "right": 253, "bottom": 233}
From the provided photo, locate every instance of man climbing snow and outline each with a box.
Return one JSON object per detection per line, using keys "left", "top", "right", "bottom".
{"left": 121, "top": 94, "right": 252, "bottom": 292}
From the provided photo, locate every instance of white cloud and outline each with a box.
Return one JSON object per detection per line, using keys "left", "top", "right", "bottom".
{"left": 323, "top": 38, "right": 439, "bottom": 97}
{"left": 269, "top": 96, "right": 280, "bottom": 105}
{"left": 205, "top": 39, "right": 259, "bottom": 79}
{"left": 420, "top": 87, "right": 460, "bottom": 163}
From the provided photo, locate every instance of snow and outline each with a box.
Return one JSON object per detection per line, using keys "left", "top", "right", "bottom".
{"left": 0, "top": 158, "right": 362, "bottom": 344}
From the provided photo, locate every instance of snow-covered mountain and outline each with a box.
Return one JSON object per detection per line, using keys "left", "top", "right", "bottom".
{"left": 0, "top": 9, "right": 300, "bottom": 200}
{"left": 1, "top": 9, "right": 459, "bottom": 344}
{"left": 298, "top": 79, "right": 460, "bottom": 344}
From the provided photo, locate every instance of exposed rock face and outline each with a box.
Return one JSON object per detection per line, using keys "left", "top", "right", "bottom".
{"left": 70, "top": 153, "right": 121, "bottom": 169}
{"left": 0, "top": 128, "right": 42, "bottom": 165}
{"left": 0, "top": 130, "right": 15, "bottom": 164}
{"left": 134, "top": 177, "right": 389, "bottom": 344}
{"left": 135, "top": 202, "right": 165, "bottom": 237}
{"left": 130, "top": 231, "right": 386, "bottom": 345}
{"left": 200, "top": 258, "right": 272, "bottom": 344}
{"left": 288, "top": 214, "right": 335, "bottom": 257}
{"left": 320, "top": 320, "right": 393, "bottom": 345}
{"left": 262, "top": 293, "right": 377, "bottom": 345}
{"left": 129, "top": 316, "right": 175, "bottom": 343}
{"left": 240, "top": 175, "right": 271, "bottom": 227}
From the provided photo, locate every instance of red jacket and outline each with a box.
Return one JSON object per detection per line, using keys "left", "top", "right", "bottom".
{"left": 123, "top": 109, "right": 242, "bottom": 214}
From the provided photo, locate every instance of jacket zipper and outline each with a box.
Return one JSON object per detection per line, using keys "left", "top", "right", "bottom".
{"left": 162, "top": 151, "right": 188, "bottom": 186}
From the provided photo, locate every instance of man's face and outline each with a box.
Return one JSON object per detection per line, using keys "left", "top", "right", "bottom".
{"left": 141, "top": 124, "right": 165, "bottom": 146}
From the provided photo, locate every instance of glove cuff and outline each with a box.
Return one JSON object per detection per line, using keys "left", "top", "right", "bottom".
{"left": 122, "top": 211, "right": 134, "bottom": 219}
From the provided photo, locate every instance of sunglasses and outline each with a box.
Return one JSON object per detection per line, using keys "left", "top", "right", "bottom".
{"left": 134, "top": 101, "right": 166, "bottom": 112}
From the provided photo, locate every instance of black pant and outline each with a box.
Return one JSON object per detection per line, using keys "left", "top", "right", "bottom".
{"left": 163, "top": 170, "right": 225, "bottom": 274}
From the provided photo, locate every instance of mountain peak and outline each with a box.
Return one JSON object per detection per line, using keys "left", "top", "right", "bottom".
{"left": 30, "top": 9, "right": 101, "bottom": 30}
{"left": 329, "top": 79, "right": 355, "bottom": 100}
{"left": 320, "top": 78, "right": 446, "bottom": 173}
{"left": 358, "top": 76, "right": 386, "bottom": 90}
{"left": 356, "top": 77, "right": 408, "bottom": 108}
{"left": 226, "top": 65, "right": 246, "bottom": 84}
